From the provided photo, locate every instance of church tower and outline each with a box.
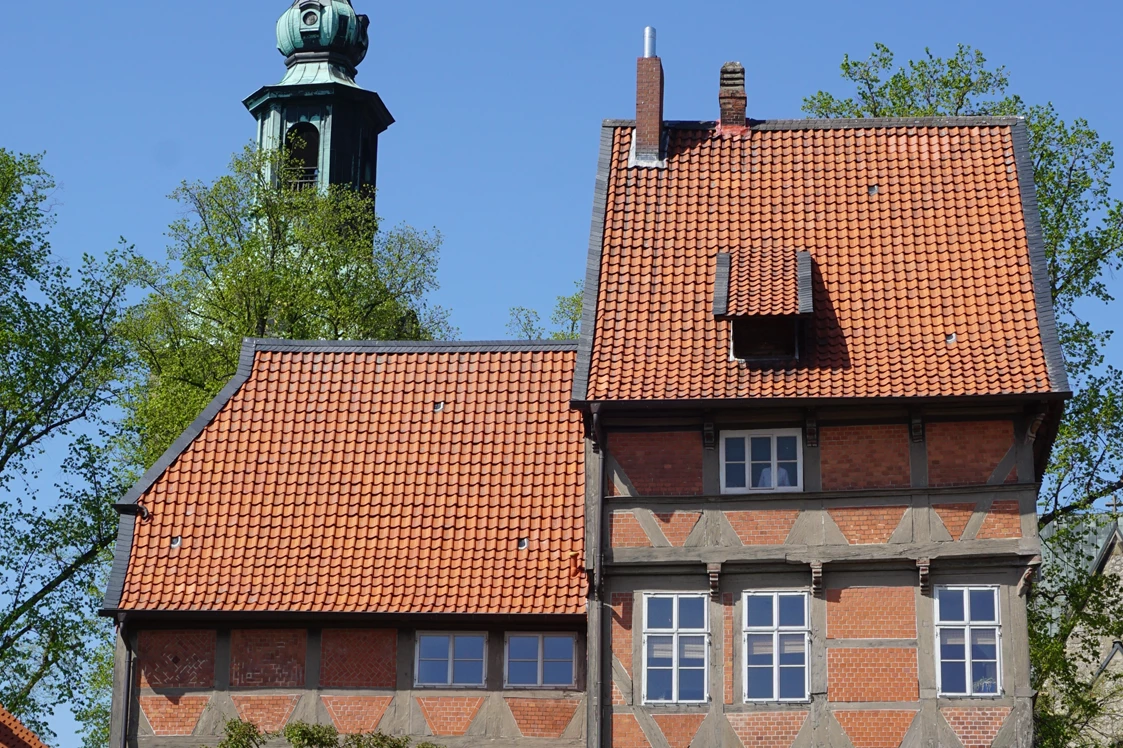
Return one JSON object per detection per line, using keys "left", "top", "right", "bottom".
{"left": 244, "top": 1, "right": 394, "bottom": 193}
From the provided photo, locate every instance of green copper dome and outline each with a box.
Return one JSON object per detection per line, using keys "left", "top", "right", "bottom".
{"left": 276, "top": 1, "right": 369, "bottom": 73}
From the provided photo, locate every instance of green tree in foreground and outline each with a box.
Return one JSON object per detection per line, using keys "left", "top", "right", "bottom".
{"left": 807, "top": 43, "right": 1123, "bottom": 747}
{"left": 508, "top": 280, "right": 583, "bottom": 340}
{"left": 0, "top": 149, "right": 135, "bottom": 738}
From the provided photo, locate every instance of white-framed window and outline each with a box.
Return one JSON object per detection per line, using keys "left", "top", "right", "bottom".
{"left": 744, "top": 591, "right": 810, "bottom": 702}
{"left": 721, "top": 429, "right": 803, "bottom": 494}
{"left": 935, "top": 586, "right": 1001, "bottom": 696}
{"left": 643, "top": 593, "right": 709, "bottom": 704}
{"left": 505, "top": 634, "right": 576, "bottom": 688}
{"left": 415, "top": 633, "right": 487, "bottom": 687}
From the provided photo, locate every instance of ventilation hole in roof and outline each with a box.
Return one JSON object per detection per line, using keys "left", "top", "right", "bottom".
{"left": 170, "top": 536, "right": 182, "bottom": 549}
{"left": 518, "top": 538, "right": 529, "bottom": 550}
{"left": 433, "top": 402, "right": 445, "bottom": 413}
{"left": 946, "top": 333, "right": 958, "bottom": 344}
{"left": 868, "top": 184, "right": 879, "bottom": 196}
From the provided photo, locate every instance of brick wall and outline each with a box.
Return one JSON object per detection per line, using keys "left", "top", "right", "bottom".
{"left": 231, "top": 694, "right": 301, "bottom": 732}
{"left": 927, "top": 420, "right": 1014, "bottom": 487}
{"left": 137, "top": 630, "right": 215, "bottom": 688}
{"left": 828, "top": 506, "right": 907, "bottom": 544}
{"left": 726, "top": 712, "right": 808, "bottom": 748}
{"left": 322, "top": 696, "right": 392, "bottom": 734}
{"left": 230, "top": 630, "right": 306, "bottom": 687}
{"left": 653, "top": 511, "right": 701, "bottom": 546}
{"left": 725, "top": 509, "right": 799, "bottom": 545}
{"left": 833, "top": 710, "right": 918, "bottom": 748}
{"left": 826, "top": 587, "right": 916, "bottom": 639}
{"left": 821, "top": 425, "right": 911, "bottom": 490}
{"left": 827, "top": 648, "right": 918, "bottom": 701}
{"left": 934, "top": 502, "right": 976, "bottom": 540}
{"left": 416, "top": 697, "right": 484, "bottom": 736}
{"left": 610, "top": 431, "right": 703, "bottom": 496}
{"left": 723, "top": 593, "right": 735, "bottom": 704}
{"left": 611, "top": 592, "right": 634, "bottom": 677}
{"left": 652, "top": 714, "right": 706, "bottom": 748}
{"left": 976, "top": 500, "right": 1023, "bottom": 539}
{"left": 320, "top": 629, "right": 396, "bottom": 687}
{"left": 612, "top": 713, "right": 651, "bottom": 748}
{"left": 138, "top": 695, "right": 210, "bottom": 736}
{"left": 505, "top": 698, "right": 579, "bottom": 738}
{"left": 611, "top": 511, "right": 651, "bottom": 548}
{"left": 941, "top": 707, "right": 1012, "bottom": 748}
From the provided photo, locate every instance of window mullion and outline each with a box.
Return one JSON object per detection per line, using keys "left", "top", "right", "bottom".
{"left": 773, "top": 628, "right": 780, "bottom": 701}
{"left": 447, "top": 637, "right": 454, "bottom": 686}
{"left": 965, "top": 623, "right": 973, "bottom": 696}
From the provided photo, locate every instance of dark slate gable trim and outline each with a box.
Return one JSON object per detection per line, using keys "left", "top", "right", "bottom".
{"left": 797, "top": 251, "right": 814, "bottom": 315}
{"left": 713, "top": 253, "right": 731, "bottom": 317}
{"left": 1011, "top": 120, "right": 1071, "bottom": 394}
{"left": 601, "top": 115, "right": 1024, "bottom": 131}
{"left": 572, "top": 123, "right": 615, "bottom": 403}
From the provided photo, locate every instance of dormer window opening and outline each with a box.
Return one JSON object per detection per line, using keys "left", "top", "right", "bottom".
{"left": 731, "top": 316, "right": 800, "bottom": 362}
{"left": 285, "top": 122, "right": 320, "bottom": 190}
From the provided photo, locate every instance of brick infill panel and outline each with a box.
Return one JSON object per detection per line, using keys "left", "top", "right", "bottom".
{"left": 320, "top": 629, "right": 396, "bottom": 687}
{"left": 611, "top": 431, "right": 704, "bottom": 496}
{"left": 976, "top": 500, "right": 1023, "bottom": 539}
{"left": 725, "top": 510, "right": 799, "bottom": 545}
{"left": 941, "top": 707, "right": 1012, "bottom": 748}
{"left": 612, "top": 713, "right": 651, "bottom": 747}
{"left": 827, "top": 587, "right": 916, "bottom": 639}
{"left": 726, "top": 711, "right": 808, "bottom": 748}
{"left": 933, "top": 502, "right": 976, "bottom": 541}
{"left": 653, "top": 713, "right": 706, "bottom": 748}
{"left": 927, "top": 420, "right": 1014, "bottom": 487}
{"left": 653, "top": 511, "right": 702, "bottom": 546}
{"left": 416, "top": 697, "right": 484, "bottom": 736}
{"left": 820, "top": 424, "right": 911, "bottom": 491}
{"left": 322, "top": 696, "right": 393, "bottom": 734}
{"left": 505, "top": 698, "right": 578, "bottom": 738}
{"left": 834, "top": 709, "right": 919, "bottom": 748}
{"left": 231, "top": 694, "right": 300, "bottom": 732}
{"left": 230, "top": 629, "right": 306, "bottom": 687}
{"left": 828, "top": 506, "right": 907, "bottom": 545}
{"left": 137, "top": 630, "right": 216, "bottom": 688}
{"left": 139, "top": 695, "right": 210, "bottom": 736}
{"left": 723, "top": 592, "right": 735, "bottom": 704}
{"left": 611, "top": 592, "right": 634, "bottom": 677}
{"left": 611, "top": 511, "right": 652, "bottom": 548}
{"left": 827, "top": 648, "right": 919, "bottom": 702}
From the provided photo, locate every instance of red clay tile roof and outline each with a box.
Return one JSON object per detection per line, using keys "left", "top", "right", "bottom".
{"left": 578, "top": 120, "right": 1066, "bottom": 402}
{"left": 111, "top": 341, "right": 584, "bottom": 615}
{"left": 0, "top": 705, "right": 47, "bottom": 748}
{"left": 727, "top": 246, "right": 800, "bottom": 316}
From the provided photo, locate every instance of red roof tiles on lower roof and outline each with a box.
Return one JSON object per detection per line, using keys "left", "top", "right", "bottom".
{"left": 583, "top": 123, "right": 1058, "bottom": 401}
{"left": 0, "top": 705, "right": 47, "bottom": 748}
{"left": 116, "top": 343, "right": 585, "bottom": 615}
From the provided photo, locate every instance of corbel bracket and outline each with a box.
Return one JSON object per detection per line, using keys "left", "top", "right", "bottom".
{"left": 708, "top": 563, "right": 722, "bottom": 599}
{"left": 804, "top": 412, "right": 819, "bottom": 449}
{"left": 114, "top": 502, "right": 150, "bottom": 521}
{"left": 1018, "top": 555, "right": 1042, "bottom": 597}
{"left": 587, "top": 404, "right": 603, "bottom": 453}
{"left": 910, "top": 413, "right": 925, "bottom": 444}
{"left": 810, "top": 562, "right": 824, "bottom": 597}
{"left": 917, "top": 558, "right": 931, "bottom": 596}
{"left": 703, "top": 422, "right": 716, "bottom": 451}
{"left": 1025, "top": 412, "right": 1047, "bottom": 444}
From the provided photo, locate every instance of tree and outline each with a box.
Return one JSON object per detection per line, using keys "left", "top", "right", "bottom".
{"left": 0, "top": 149, "right": 135, "bottom": 737}
{"left": 507, "top": 280, "right": 583, "bottom": 340}
{"left": 807, "top": 44, "right": 1123, "bottom": 746}
{"left": 120, "top": 144, "right": 452, "bottom": 468}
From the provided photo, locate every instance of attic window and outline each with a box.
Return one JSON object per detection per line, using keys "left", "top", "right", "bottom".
{"left": 731, "top": 317, "right": 799, "bottom": 361}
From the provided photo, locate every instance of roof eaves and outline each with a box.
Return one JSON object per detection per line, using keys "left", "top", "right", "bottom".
{"left": 1011, "top": 120, "right": 1071, "bottom": 394}
{"left": 713, "top": 253, "right": 730, "bottom": 317}
{"left": 101, "top": 338, "right": 260, "bottom": 614}
{"left": 572, "top": 122, "right": 615, "bottom": 403}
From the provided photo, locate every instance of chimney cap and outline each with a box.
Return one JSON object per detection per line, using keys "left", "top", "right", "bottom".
{"left": 643, "top": 26, "right": 657, "bottom": 58}
{"left": 720, "top": 61, "right": 745, "bottom": 90}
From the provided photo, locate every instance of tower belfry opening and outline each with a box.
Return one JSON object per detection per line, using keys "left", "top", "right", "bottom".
{"left": 285, "top": 122, "right": 320, "bottom": 189}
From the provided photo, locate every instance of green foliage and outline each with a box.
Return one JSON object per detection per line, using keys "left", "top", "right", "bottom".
{"left": 0, "top": 148, "right": 137, "bottom": 737}
{"left": 507, "top": 280, "right": 583, "bottom": 340}
{"left": 340, "top": 732, "right": 442, "bottom": 748}
{"left": 217, "top": 718, "right": 271, "bottom": 748}
{"left": 807, "top": 43, "right": 1123, "bottom": 747}
{"left": 120, "top": 144, "right": 452, "bottom": 469}
{"left": 73, "top": 637, "right": 114, "bottom": 748}
{"left": 283, "top": 721, "right": 340, "bottom": 748}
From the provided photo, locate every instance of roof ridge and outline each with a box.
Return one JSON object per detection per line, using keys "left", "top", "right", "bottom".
{"left": 601, "top": 115, "right": 1023, "bottom": 130}
{"left": 249, "top": 338, "right": 579, "bottom": 353}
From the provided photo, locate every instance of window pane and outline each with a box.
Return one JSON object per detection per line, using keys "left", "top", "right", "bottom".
{"left": 544, "top": 636, "right": 574, "bottom": 661}
{"left": 752, "top": 463, "right": 772, "bottom": 488}
{"left": 776, "top": 462, "right": 798, "bottom": 487}
{"left": 648, "top": 598, "right": 674, "bottom": 629}
{"left": 970, "top": 589, "right": 997, "bottom": 622}
{"left": 678, "top": 597, "right": 705, "bottom": 630}
{"left": 417, "top": 659, "right": 448, "bottom": 685}
{"left": 747, "top": 634, "right": 773, "bottom": 667}
{"left": 747, "top": 596, "right": 774, "bottom": 628}
{"left": 726, "top": 463, "right": 747, "bottom": 489}
{"left": 454, "top": 635, "right": 485, "bottom": 660}
{"left": 779, "top": 667, "right": 806, "bottom": 699}
{"left": 647, "top": 669, "right": 673, "bottom": 701}
{"left": 941, "top": 660, "right": 967, "bottom": 693}
{"left": 937, "top": 588, "right": 965, "bottom": 622}
{"left": 751, "top": 437, "right": 773, "bottom": 462}
{"left": 973, "top": 660, "right": 999, "bottom": 694}
{"left": 647, "top": 636, "right": 673, "bottom": 668}
{"left": 679, "top": 636, "right": 706, "bottom": 668}
{"left": 778, "top": 634, "right": 805, "bottom": 666}
{"left": 419, "top": 635, "right": 449, "bottom": 660}
{"left": 725, "top": 437, "right": 746, "bottom": 463}
{"left": 543, "top": 660, "right": 574, "bottom": 686}
{"left": 747, "top": 666, "right": 773, "bottom": 699}
{"left": 778, "top": 595, "right": 805, "bottom": 627}
{"left": 508, "top": 636, "right": 539, "bottom": 661}
{"left": 679, "top": 669, "right": 705, "bottom": 701}
{"left": 776, "top": 436, "right": 798, "bottom": 461}
{"left": 940, "top": 628, "right": 966, "bottom": 660}
{"left": 508, "top": 660, "right": 538, "bottom": 685}
{"left": 453, "top": 659, "right": 484, "bottom": 685}
{"left": 972, "top": 628, "right": 998, "bottom": 661}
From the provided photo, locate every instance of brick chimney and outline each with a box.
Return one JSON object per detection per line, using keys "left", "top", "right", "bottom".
{"left": 635, "top": 27, "right": 664, "bottom": 163}
{"left": 719, "top": 62, "right": 747, "bottom": 131}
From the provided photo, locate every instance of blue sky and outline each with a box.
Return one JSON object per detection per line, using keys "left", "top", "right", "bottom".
{"left": 3, "top": 0, "right": 1121, "bottom": 742}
